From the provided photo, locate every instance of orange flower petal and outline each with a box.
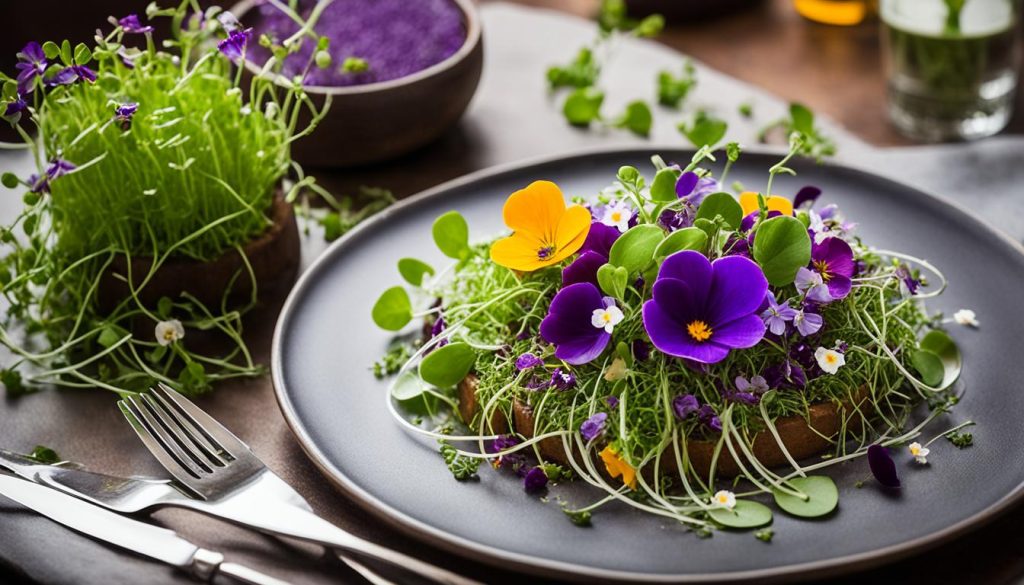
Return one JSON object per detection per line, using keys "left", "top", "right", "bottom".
{"left": 551, "top": 204, "right": 591, "bottom": 263}
{"left": 502, "top": 180, "right": 567, "bottom": 243}
{"left": 600, "top": 445, "right": 637, "bottom": 490}
{"left": 490, "top": 232, "right": 550, "bottom": 272}
{"left": 740, "top": 191, "right": 794, "bottom": 217}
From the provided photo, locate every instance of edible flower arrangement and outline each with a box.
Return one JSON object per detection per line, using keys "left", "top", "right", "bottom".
{"left": 373, "top": 138, "right": 973, "bottom": 533}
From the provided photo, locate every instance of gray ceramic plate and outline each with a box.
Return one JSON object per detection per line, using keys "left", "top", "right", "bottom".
{"left": 272, "top": 148, "right": 1024, "bottom": 583}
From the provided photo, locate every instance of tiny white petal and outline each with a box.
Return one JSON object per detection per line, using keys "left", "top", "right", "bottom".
{"left": 155, "top": 319, "right": 185, "bottom": 346}
{"left": 814, "top": 347, "right": 845, "bottom": 374}
{"left": 712, "top": 490, "right": 736, "bottom": 509}
{"left": 953, "top": 309, "right": 979, "bottom": 328}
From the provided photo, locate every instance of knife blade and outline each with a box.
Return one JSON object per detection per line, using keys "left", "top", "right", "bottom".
{"left": 0, "top": 473, "right": 291, "bottom": 585}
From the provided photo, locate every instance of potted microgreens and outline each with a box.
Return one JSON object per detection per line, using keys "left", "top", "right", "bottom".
{"left": 0, "top": 2, "right": 374, "bottom": 396}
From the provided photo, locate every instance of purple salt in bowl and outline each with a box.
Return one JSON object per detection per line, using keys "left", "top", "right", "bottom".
{"left": 233, "top": 0, "right": 483, "bottom": 168}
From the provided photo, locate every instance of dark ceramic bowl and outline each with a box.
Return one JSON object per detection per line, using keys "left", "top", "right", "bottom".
{"left": 233, "top": 0, "right": 483, "bottom": 168}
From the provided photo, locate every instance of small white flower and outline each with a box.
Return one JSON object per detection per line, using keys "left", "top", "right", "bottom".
{"left": 711, "top": 490, "right": 736, "bottom": 509}
{"left": 591, "top": 305, "right": 624, "bottom": 333}
{"left": 155, "top": 319, "right": 185, "bottom": 346}
{"left": 908, "top": 441, "right": 930, "bottom": 464}
{"left": 953, "top": 309, "right": 979, "bottom": 328}
{"left": 604, "top": 357, "right": 628, "bottom": 382}
{"left": 600, "top": 201, "right": 633, "bottom": 233}
{"left": 239, "top": 105, "right": 252, "bottom": 116}
{"left": 814, "top": 347, "right": 845, "bottom": 374}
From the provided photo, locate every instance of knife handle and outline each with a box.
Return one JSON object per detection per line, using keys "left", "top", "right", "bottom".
{"left": 191, "top": 549, "right": 291, "bottom": 585}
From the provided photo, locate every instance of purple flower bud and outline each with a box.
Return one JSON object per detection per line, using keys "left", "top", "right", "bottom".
{"left": 523, "top": 466, "right": 548, "bottom": 493}
{"left": 218, "top": 28, "right": 253, "bottom": 63}
{"left": 672, "top": 394, "right": 699, "bottom": 419}
{"left": 114, "top": 102, "right": 138, "bottom": 130}
{"left": 605, "top": 395, "right": 620, "bottom": 408}
{"left": 580, "top": 412, "right": 607, "bottom": 442}
{"left": 515, "top": 352, "right": 543, "bottom": 371}
{"left": 119, "top": 14, "right": 154, "bottom": 34}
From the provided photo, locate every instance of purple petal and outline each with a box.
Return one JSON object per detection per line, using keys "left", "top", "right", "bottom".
{"left": 705, "top": 255, "right": 768, "bottom": 326}
{"left": 867, "top": 445, "right": 900, "bottom": 488}
{"left": 812, "top": 237, "right": 855, "bottom": 278}
{"left": 551, "top": 332, "right": 610, "bottom": 365}
{"left": 795, "top": 311, "right": 823, "bottom": 336}
{"left": 675, "top": 171, "right": 699, "bottom": 198}
{"left": 826, "top": 275, "right": 852, "bottom": 300}
{"left": 644, "top": 300, "right": 730, "bottom": 363}
{"left": 650, "top": 278, "right": 697, "bottom": 326}
{"left": 580, "top": 222, "right": 620, "bottom": 257}
{"left": 709, "top": 314, "right": 765, "bottom": 349}
{"left": 657, "top": 250, "right": 712, "bottom": 308}
{"left": 673, "top": 394, "right": 699, "bottom": 419}
{"left": 523, "top": 467, "right": 548, "bottom": 493}
{"left": 793, "top": 185, "right": 822, "bottom": 210}
{"left": 580, "top": 412, "right": 608, "bottom": 441}
{"left": 515, "top": 353, "right": 543, "bottom": 370}
{"left": 561, "top": 251, "right": 606, "bottom": 289}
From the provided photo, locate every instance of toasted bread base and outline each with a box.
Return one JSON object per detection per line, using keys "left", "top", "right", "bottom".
{"left": 458, "top": 374, "right": 870, "bottom": 479}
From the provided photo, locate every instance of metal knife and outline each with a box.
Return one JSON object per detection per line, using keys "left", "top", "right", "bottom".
{"left": 0, "top": 473, "right": 291, "bottom": 585}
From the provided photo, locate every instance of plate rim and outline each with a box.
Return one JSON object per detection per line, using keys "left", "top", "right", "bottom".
{"left": 271, "top": 145, "right": 1024, "bottom": 583}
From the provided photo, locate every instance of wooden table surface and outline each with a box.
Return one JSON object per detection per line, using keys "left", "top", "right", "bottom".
{"left": 3, "top": 1, "right": 1024, "bottom": 584}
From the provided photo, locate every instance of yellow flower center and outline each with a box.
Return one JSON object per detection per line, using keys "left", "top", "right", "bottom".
{"left": 717, "top": 494, "right": 729, "bottom": 504}
{"left": 813, "top": 259, "right": 831, "bottom": 282}
{"left": 910, "top": 445, "right": 921, "bottom": 456}
{"left": 163, "top": 330, "right": 176, "bottom": 341}
{"left": 687, "top": 320, "right": 713, "bottom": 342}
{"left": 610, "top": 211, "right": 623, "bottom": 223}
{"left": 601, "top": 312, "right": 612, "bottom": 323}
{"left": 825, "top": 353, "right": 837, "bottom": 364}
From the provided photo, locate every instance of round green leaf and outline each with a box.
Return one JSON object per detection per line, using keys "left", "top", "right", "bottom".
{"left": 918, "top": 329, "right": 961, "bottom": 389}
{"left": 752, "top": 215, "right": 812, "bottom": 287}
{"left": 695, "top": 192, "right": 743, "bottom": 230}
{"left": 608, "top": 224, "right": 664, "bottom": 274}
{"left": 707, "top": 500, "right": 773, "bottom": 529}
{"left": 419, "top": 342, "right": 476, "bottom": 388}
{"left": 563, "top": 87, "right": 604, "bottom": 126}
{"left": 397, "top": 258, "right": 435, "bottom": 287}
{"left": 911, "top": 349, "right": 944, "bottom": 387}
{"left": 650, "top": 167, "right": 682, "bottom": 202}
{"left": 772, "top": 476, "right": 838, "bottom": 518}
{"left": 655, "top": 227, "right": 707, "bottom": 260}
{"left": 372, "top": 286, "right": 412, "bottom": 331}
{"left": 1, "top": 173, "right": 19, "bottom": 189}
{"left": 432, "top": 211, "right": 470, "bottom": 260}
{"left": 391, "top": 371, "right": 428, "bottom": 401}
{"left": 616, "top": 100, "right": 652, "bottom": 137}
{"left": 597, "top": 263, "right": 628, "bottom": 298}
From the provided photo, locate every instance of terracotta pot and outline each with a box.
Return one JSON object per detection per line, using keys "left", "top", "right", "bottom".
{"left": 232, "top": 0, "right": 484, "bottom": 168}
{"left": 96, "top": 192, "right": 299, "bottom": 312}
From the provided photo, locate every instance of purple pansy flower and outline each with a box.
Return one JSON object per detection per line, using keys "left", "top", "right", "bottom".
{"left": 549, "top": 367, "right": 577, "bottom": 390}
{"left": 114, "top": 102, "right": 138, "bottom": 130}
{"left": 761, "top": 291, "right": 797, "bottom": 335}
{"left": 26, "top": 157, "right": 76, "bottom": 195}
{"left": 3, "top": 95, "right": 28, "bottom": 123}
{"left": 523, "top": 466, "right": 548, "bottom": 493}
{"left": 673, "top": 394, "right": 700, "bottom": 419}
{"left": 658, "top": 206, "right": 695, "bottom": 232}
{"left": 540, "top": 283, "right": 618, "bottom": 365}
{"left": 119, "top": 14, "right": 154, "bottom": 34}
{"left": 810, "top": 237, "right": 854, "bottom": 300}
{"left": 487, "top": 434, "right": 523, "bottom": 470}
{"left": 793, "top": 308, "right": 823, "bottom": 337}
{"left": 764, "top": 359, "right": 807, "bottom": 390}
{"left": 515, "top": 353, "right": 543, "bottom": 371}
{"left": 793, "top": 185, "right": 822, "bottom": 210}
{"left": 605, "top": 395, "right": 620, "bottom": 408}
{"left": 867, "top": 444, "right": 900, "bottom": 488}
{"left": 15, "top": 42, "right": 47, "bottom": 95}
{"left": 642, "top": 251, "right": 768, "bottom": 364}
{"left": 580, "top": 412, "right": 607, "bottom": 441}
{"left": 47, "top": 65, "right": 97, "bottom": 87}
{"left": 218, "top": 28, "right": 253, "bottom": 63}
{"left": 795, "top": 267, "right": 832, "bottom": 303}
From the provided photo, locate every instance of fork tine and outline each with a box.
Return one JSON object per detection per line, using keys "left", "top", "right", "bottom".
{"left": 118, "top": 396, "right": 208, "bottom": 481}
{"left": 148, "top": 386, "right": 231, "bottom": 464}
{"left": 140, "top": 393, "right": 226, "bottom": 470}
{"left": 153, "top": 382, "right": 250, "bottom": 458}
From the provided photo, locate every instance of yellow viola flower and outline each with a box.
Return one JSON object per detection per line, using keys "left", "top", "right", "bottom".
{"left": 489, "top": 180, "right": 591, "bottom": 272}
{"left": 600, "top": 445, "right": 637, "bottom": 490}
{"left": 739, "top": 191, "right": 794, "bottom": 218}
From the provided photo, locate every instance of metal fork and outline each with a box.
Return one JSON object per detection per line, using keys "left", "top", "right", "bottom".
{"left": 118, "top": 384, "right": 478, "bottom": 585}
